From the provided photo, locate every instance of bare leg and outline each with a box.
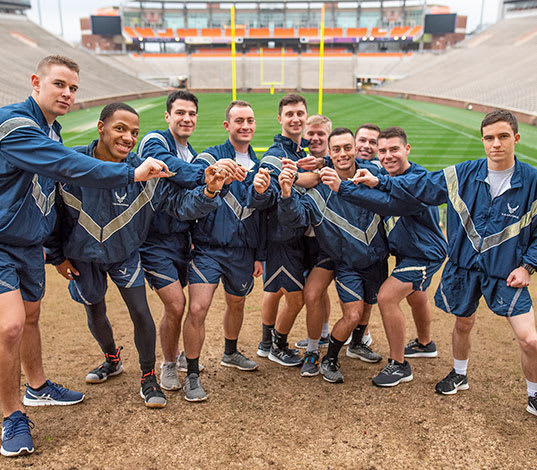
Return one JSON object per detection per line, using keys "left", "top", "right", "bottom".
{"left": 274, "top": 290, "right": 304, "bottom": 334}
{"left": 20, "top": 300, "right": 46, "bottom": 389}
{"left": 183, "top": 283, "right": 218, "bottom": 359}
{"left": 406, "top": 290, "right": 433, "bottom": 345}
{"left": 332, "top": 300, "right": 363, "bottom": 343}
{"left": 452, "top": 315, "right": 476, "bottom": 361}
{"left": 304, "top": 268, "right": 333, "bottom": 340}
{"left": 508, "top": 308, "right": 537, "bottom": 382}
{"left": 261, "top": 291, "right": 283, "bottom": 327}
{"left": 223, "top": 293, "right": 246, "bottom": 340}
{"left": 156, "top": 281, "right": 187, "bottom": 363}
{"left": 377, "top": 277, "right": 414, "bottom": 363}
{"left": 0, "top": 290, "right": 26, "bottom": 417}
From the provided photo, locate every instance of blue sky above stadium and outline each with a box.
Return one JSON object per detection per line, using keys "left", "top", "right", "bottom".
{"left": 27, "top": 0, "right": 501, "bottom": 43}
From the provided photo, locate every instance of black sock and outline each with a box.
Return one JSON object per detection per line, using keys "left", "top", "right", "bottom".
{"left": 326, "top": 335, "right": 345, "bottom": 360}
{"left": 30, "top": 381, "right": 48, "bottom": 391}
{"left": 186, "top": 357, "right": 200, "bottom": 376}
{"left": 351, "top": 324, "right": 367, "bottom": 345}
{"left": 272, "top": 329, "right": 287, "bottom": 349}
{"left": 262, "top": 323, "right": 274, "bottom": 343}
{"left": 225, "top": 338, "right": 238, "bottom": 355}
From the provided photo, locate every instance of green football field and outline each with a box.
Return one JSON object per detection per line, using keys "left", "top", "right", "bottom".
{"left": 59, "top": 92, "right": 537, "bottom": 170}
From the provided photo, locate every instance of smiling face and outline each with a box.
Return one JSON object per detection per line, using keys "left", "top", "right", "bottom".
{"left": 278, "top": 102, "right": 307, "bottom": 142}
{"left": 97, "top": 109, "right": 139, "bottom": 162}
{"left": 377, "top": 136, "right": 411, "bottom": 176}
{"left": 223, "top": 104, "right": 256, "bottom": 148}
{"left": 355, "top": 127, "right": 379, "bottom": 160}
{"left": 481, "top": 120, "right": 520, "bottom": 170}
{"left": 31, "top": 64, "right": 79, "bottom": 124}
{"left": 329, "top": 132, "right": 356, "bottom": 173}
{"left": 305, "top": 123, "right": 330, "bottom": 158}
{"left": 165, "top": 98, "right": 198, "bottom": 145}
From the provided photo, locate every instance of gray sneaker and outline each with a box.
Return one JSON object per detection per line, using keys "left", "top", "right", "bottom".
{"left": 183, "top": 373, "right": 207, "bottom": 402}
{"left": 300, "top": 351, "right": 320, "bottom": 377}
{"left": 160, "top": 362, "right": 181, "bottom": 391}
{"left": 295, "top": 336, "right": 329, "bottom": 349}
{"left": 221, "top": 351, "right": 258, "bottom": 371}
{"left": 177, "top": 351, "right": 205, "bottom": 373}
{"left": 320, "top": 357, "right": 344, "bottom": 383}
{"left": 346, "top": 343, "right": 382, "bottom": 363}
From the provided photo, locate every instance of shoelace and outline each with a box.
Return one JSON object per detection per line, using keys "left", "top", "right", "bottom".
{"left": 105, "top": 346, "right": 123, "bottom": 364}
{"left": 3, "top": 415, "right": 34, "bottom": 440}
{"left": 382, "top": 361, "right": 400, "bottom": 374}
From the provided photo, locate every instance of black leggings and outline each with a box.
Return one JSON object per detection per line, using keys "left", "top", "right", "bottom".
{"left": 84, "top": 285, "right": 156, "bottom": 373}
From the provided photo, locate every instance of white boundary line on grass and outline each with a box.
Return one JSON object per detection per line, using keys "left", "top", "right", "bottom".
{"left": 363, "top": 95, "right": 537, "bottom": 165}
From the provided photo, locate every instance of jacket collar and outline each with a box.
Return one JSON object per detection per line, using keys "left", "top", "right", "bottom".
{"left": 274, "top": 134, "right": 308, "bottom": 153}
{"left": 476, "top": 156, "right": 522, "bottom": 188}
{"left": 27, "top": 96, "right": 63, "bottom": 136}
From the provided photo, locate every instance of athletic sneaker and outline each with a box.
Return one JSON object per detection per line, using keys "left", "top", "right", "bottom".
{"left": 527, "top": 393, "right": 537, "bottom": 417}
{"left": 346, "top": 343, "right": 382, "bottom": 363}
{"left": 86, "top": 346, "right": 124, "bottom": 383}
{"left": 320, "top": 357, "right": 344, "bottom": 383}
{"left": 435, "top": 369, "right": 469, "bottom": 395}
{"left": 160, "top": 362, "right": 181, "bottom": 391}
{"left": 183, "top": 373, "right": 207, "bottom": 402}
{"left": 256, "top": 340, "right": 271, "bottom": 358}
{"left": 300, "top": 351, "right": 320, "bottom": 377}
{"left": 23, "top": 380, "right": 84, "bottom": 407}
{"left": 362, "top": 332, "right": 373, "bottom": 347}
{"left": 372, "top": 359, "right": 413, "bottom": 387}
{"left": 404, "top": 338, "right": 438, "bottom": 358}
{"left": 221, "top": 352, "right": 258, "bottom": 371}
{"left": 177, "top": 351, "right": 205, "bottom": 373}
{"left": 140, "top": 370, "right": 167, "bottom": 408}
{"left": 268, "top": 345, "right": 303, "bottom": 367}
{"left": 295, "top": 336, "right": 329, "bottom": 349}
{"left": 1, "top": 411, "right": 34, "bottom": 457}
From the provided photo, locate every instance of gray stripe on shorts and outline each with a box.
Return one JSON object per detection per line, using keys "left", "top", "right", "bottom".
{"left": 263, "top": 266, "right": 304, "bottom": 290}
{"left": 189, "top": 260, "right": 209, "bottom": 284}
{"left": 0, "top": 279, "right": 16, "bottom": 291}
{"left": 142, "top": 268, "right": 177, "bottom": 283}
{"left": 438, "top": 282, "right": 452, "bottom": 314}
{"left": 507, "top": 288, "right": 523, "bottom": 317}
{"left": 335, "top": 279, "right": 362, "bottom": 301}
{"left": 125, "top": 257, "right": 142, "bottom": 288}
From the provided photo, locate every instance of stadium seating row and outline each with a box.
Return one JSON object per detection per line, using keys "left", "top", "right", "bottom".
{"left": 123, "top": 25, "right": 422, "bottom": 40}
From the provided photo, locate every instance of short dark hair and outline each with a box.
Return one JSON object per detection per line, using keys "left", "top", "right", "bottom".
{"left": 356, "top": 123, "right": 380, "bottom": 135}
{"left": 328, "top": 127, "right": 354, "bottom": 145}
{"left": 166, "top": 90, "right": 199, "bottom": 113}
{"left": 36, "top": 55, "right": 80, "bottom": 75}
{"left": 378, "top": 126, "right": 407, "bottom": 145}
{"left": 225, "top": 100, "right": 253, "bottom": 121}
{"left": 481, "top": 110, "right": 518, "bottom": 135}
{"left": 99, "top": 102, "right": 138, "bottom": 123}
{"left": 278, "top": 94, "right": 307, "bottom": 115}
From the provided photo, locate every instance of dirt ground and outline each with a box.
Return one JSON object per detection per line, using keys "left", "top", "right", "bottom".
{"left": 3, "top": 263, "right": 536, "bottom": 470}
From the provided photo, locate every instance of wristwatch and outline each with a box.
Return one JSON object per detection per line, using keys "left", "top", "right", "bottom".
{"left": 205, "top": 186, "right": 221, "bottom": 196}
{"left": 521, "top": 262, "right": 536, "bottom": 275}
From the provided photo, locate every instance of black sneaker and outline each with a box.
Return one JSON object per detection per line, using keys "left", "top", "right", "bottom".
{"left": 404, "top": 338, "right": 438, "bottom": 358}
{"left": 268, "top": 345, "right": 303, "bottom": 367}
{"left": 85, "top": 346, "right": 124, "bottom": 384}
{"left": 527, "top": 393, "right": 537, "bottom": 417}
{"left": 140, "top": 370, "right": 167, "bottom": 408}
{"left": 372, "top": 359, "right": 413, "bottom": 387}
{"left": 435, "top": 369, "right": 469, "bottom": 395}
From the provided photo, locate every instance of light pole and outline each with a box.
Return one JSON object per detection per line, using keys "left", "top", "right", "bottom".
{"left": 57, "top": 0, "right": 64, "bottom": 38}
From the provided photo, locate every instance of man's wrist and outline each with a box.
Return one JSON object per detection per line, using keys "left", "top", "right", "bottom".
{"left": 204, "top": 185, "right": 221, "bottom": 198}
{"left": 521, "top": 262, "right": 536, "bottom": 275}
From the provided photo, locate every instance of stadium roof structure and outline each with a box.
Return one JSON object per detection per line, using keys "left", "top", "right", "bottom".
{"left": 122, "top": 0, "right": 427, "bottom": 6}
{"left": 0, "top": 0, "right": 30, "bottom": 12}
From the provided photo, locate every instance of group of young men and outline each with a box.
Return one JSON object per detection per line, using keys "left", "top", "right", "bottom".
{"left": 0, "top": 54, "right": 536, "bottom": 458}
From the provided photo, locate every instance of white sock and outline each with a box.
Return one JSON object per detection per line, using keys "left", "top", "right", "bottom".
{"left": 526, "top": 379, "right": 537, "bottom": 397}
{"left": 321, "top": 322, "right": 330, "bottom": 338}
{"left": 306, "top": 338, "right": 319, "bottom": 353}
{"left": 453, "top": 358, "right": 468, "bottom": 376}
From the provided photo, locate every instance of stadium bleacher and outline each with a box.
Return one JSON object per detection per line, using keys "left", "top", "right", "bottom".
{"left": 380, "top": 16, "right": 537, "bottom": 114}
{"left": 0, "top": 14, "right": 162, "bottom": 107}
